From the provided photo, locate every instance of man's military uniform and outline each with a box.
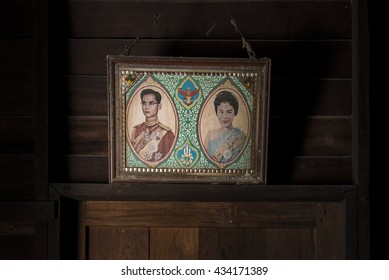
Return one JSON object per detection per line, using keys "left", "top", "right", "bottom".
{"left": 130, "top": 117, "right": 175, "bottom": 162}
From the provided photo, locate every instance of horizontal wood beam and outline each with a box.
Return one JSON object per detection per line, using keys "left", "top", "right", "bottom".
{"left": 0, "top": 201, "right": 56, "bottom": 220}
{"left": 51, "top": 183, "right": 356, "bottom": 202}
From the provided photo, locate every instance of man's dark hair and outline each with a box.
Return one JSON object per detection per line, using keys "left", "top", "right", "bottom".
{"left": 141, "top": 88, "right": 162, "bottom": 103}
{"left": 214, "top": 90, "right": 239, "bottom": 115}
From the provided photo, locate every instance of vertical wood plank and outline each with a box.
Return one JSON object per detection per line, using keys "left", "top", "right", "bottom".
{"left": 48, "top": 187, "right": 60, "bottom": 260}
{"left": 199, "top": 228, "right": 266, "bottom": 260}
{"left": 0, "top": 74, "right": 36, "bottom": 116}
{"left": 89, "top": 227, "right": 149, "bottom": 260}
{"left": 352, "top": 0, "right": 370, "bottom": 259}
{"left": 34, "top": 220, "right": 48, "bottom": 259}
{"left": 150, "top": 228, "right": 198, "bottom": 260}
{"left": 344, "top": 189, "right": 358, "bottom": 259}
{"left": 77, "top": 201, "right": 86, "bottom": 260}
{"left": 316, "top": 202, "right": 345, "bottom": 259}
{"left": 35, "top": 0, "right": 49, "bottom": 200}
{"left": 0, "top": 117, "right": 36, "bottom": 154}
{"left": 262, "top": 229, "right": 317, "bottom": 260}
{"left": 0, "top": 156, "right": 36, "bottom": 199}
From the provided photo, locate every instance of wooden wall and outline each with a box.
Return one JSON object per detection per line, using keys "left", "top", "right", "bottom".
{"left": 0, "top": 0, "right": 370, "bottom": 259}
{"left": 0, "top": 0, "right": 55, "bottom": 260}
{"left": 50, "top": 0, "right": 353, "bottom": 185}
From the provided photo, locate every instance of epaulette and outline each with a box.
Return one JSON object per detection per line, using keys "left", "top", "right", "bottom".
{"left": 158, "top": 122, "right": 172, "bottom": 131}
{"left": 133, "top": 122, "right": 144, "bottom": 129}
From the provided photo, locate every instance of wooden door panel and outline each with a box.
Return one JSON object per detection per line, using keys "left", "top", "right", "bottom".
{"left": 150, "top": 228, "right": 199, "bottom": 260}
{"left": 316, "top": 202, "right": 345, "bottom": 259}
{"left": 82, "top": 200, "right": 345, "bottom": 259}
{"left": 199, "top": 228, "right": 316, "bottom": 260}
{"left": 89, "top": 226, "right": 149, "bottom": 260}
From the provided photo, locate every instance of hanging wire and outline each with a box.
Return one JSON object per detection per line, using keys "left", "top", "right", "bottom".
{"left": 223, "top": 2, "right": 257, "bottom": 60}
{"left": 120, "top": 13, "right": 161, "bottom": 56}
{"left": 120, "top": 37, "right": 141, "bottom": 56}
{"left": 120, "top": 3, "right": 257, "bottom": 59}
{"left": 204, "top": 22, "right": 218, "bottom": 38}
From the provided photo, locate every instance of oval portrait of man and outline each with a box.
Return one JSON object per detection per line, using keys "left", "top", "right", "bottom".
{"left": 126, "top": 80, "right": 178, "bottom": 168}
{"left": 198, "top": 87, "right": 250, "bottom": 169}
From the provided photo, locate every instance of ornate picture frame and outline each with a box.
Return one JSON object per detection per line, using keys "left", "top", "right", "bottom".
{"left": 107, "top": 55, "right": 270, "bottom": 184}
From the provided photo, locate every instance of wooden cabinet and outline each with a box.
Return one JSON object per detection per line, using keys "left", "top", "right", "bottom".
{"left": 53, "top": 184, "right": 357, "bottom": 259}
{"left": 84, "top": 201, "right": 343, "bottom": 260}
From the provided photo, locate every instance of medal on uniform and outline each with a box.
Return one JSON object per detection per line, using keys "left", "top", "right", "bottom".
{"left": 142, "top": 129, "right": 150, "bottom": 145}
{"left": 223, "top": 149, "right": 232, "bottom": 160}
{"left": 149, "top": 142, "right": 158, "bottom": 153}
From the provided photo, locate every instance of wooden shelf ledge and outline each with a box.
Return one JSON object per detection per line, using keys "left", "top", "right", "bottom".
{"left": 50, "top": 183, "right": 356, "bottom": 202}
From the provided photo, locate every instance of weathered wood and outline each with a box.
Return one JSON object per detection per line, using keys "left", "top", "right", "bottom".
{"left": 35, "top": 0, "right": 49, "bottom": 201}
{"left": 66, "top": 1, "right": 351, "bottom": 39}
{"left": 63, "top": 76, "right": 351, "bottom": 117}
{"left": 54, "top": 117, "right": 108, "bottom": 155}
{"left": 270, "top": 78, "right": 351, "bottom": 116}
{"left": 78, "top": 201, "right": 345, "bottom": 260}
{"left": 263, "top": 228, "right": 317, "bottom": 259}
{"left": 49, "top": 155, "right": 108, "bottom": 183}
{"left": 51, "top": 183, "right": 356, "bottom": 202}
{"left": 0, "top": 39, "right": 36, "bottom": 74}
{"left": 47, "top": 210, "right": 60, "bottom": 260}
{"left": 89, "top": 227, "right": 149, "bottom": 259}
{"left": 352, "top": 0, "right": 370, "bottom": 259}
{"left": 0, "top": 155, "right": 36, "bottom": 199}
{"left": 268, "top": 117, "right": 352, "bottom": 156}
{"left": 0, "top": 117, "right": 36, "bottom": 154}
{"left": 0, "top": 220, "right": 35, "bottom": 236}
{"left": 150, "top": 228, "right": 198, "bottom": 260}
{"left": 344, "top": 180, "right": 358, "bottom": 259}
{"left": 64, "top": 75, "right": 108, "bottom": 116}
{"left": 34, "top": 220, "right": 50, "bottom": 259}
{"left": 0, "top": 0, "right": 36, "bottom": 37}
{"left": 200, "top": 228, "right": 316, "bottom": 259}
{"left": 77, "top": 201, "right": 86, "bottom": 260}
{"left": 84, "top": 201, "right": 317, "bottom": 228}
{"left": 316, "top": 202, "right": 345, "bottom": 259}
{"left": 0, "top": 0, "right": 367, "bottom": 261}
{"left": 267, "top": 156, "right": 352, "bottom": 184}
{"left": 52, "top": 117, "right": 351, "bottom": 156}
{"left": 0, "top": 74, "right": 36, "bottom": 116}
{"left": 0, "top": 201, "right": 56, "bottom": 220}
{"left": 64, "top": 39, "right": 351, "bottom": 78}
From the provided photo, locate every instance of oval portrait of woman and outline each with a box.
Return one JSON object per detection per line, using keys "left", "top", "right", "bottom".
{"left": 198, "top": 88, "right": 250, "bottom": 169}
{"left": 126, "top": 77, "right": 178, "bottom": 168}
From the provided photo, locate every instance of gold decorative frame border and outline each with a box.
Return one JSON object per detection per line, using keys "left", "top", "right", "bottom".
{"left": 107, "top": 55, "right": 271, "bottom": 184}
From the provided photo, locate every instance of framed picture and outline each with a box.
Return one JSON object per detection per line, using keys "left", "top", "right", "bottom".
{"left": 107, "top": 55, "right": 271, "bottom": 184}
